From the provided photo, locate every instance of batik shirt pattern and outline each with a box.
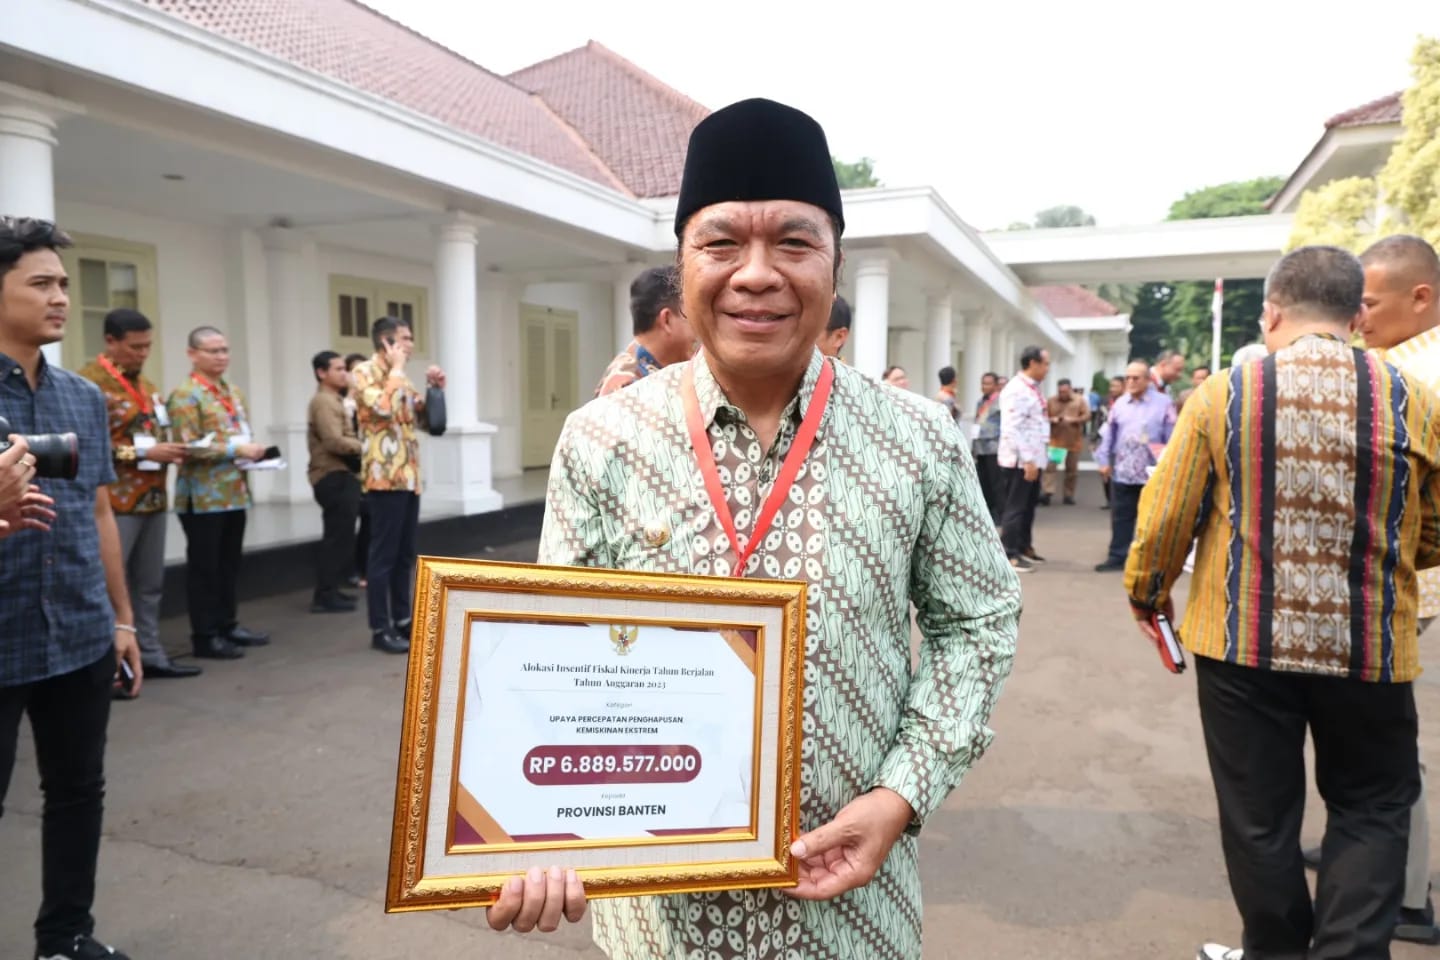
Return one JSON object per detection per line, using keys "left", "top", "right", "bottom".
{"left": 595, "top": 340, "right": 664, "bottom": 397}
{"left": 1380, "top": 324, "right": 1440, "bottom": 619}
{"left": 78, "top": 358, "right": 169, "bottom": 514}
{"left": 352, "top": 355, "right": 425, "bottom": 494}
{"left": 167, "top": 376, "right": 251, "bottom": 514}
{"left": 541, "top": 349, "right": 1020, "bottom": 960}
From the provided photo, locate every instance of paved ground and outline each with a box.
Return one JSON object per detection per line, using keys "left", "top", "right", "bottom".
{"left": 4, "top": 481, "right": 1440, "bottom": 959}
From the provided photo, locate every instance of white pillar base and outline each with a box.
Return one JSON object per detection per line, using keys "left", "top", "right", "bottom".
{"left": 423, "top": 424, "right": 504, "bottom": 514}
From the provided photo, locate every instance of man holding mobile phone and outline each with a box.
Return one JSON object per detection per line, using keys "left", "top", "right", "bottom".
{"left": 351, "top": 316, "right": 445, "bottom": 654}
{"left": 1124, "top": 247, "right": 1440, "bottom": 960}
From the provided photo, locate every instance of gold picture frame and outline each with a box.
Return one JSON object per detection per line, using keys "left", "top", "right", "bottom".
{"left": 385, "top": 557, "right": 808, "bottom": 913}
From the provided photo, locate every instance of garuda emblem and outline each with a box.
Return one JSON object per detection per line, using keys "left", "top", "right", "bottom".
{"left": 610, "top": 624, "right": 638, "bottom": 656}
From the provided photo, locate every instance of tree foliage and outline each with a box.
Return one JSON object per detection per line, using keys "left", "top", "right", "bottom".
{"left": 1033, "top": 205, "right": 1096, "bottom": 228}
{"left": 1132, "top": 176, "right": 1284, "bottom": 365}
{"left": 832, "top": 156, "right": 881, "bottom": 190}
{"left": 1289, "top": 36, "right": 1440, "bottom": 251}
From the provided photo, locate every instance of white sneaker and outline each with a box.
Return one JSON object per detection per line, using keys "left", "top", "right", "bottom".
{"left": 1197, "top": 944, "right": 1242, "bottom": 960}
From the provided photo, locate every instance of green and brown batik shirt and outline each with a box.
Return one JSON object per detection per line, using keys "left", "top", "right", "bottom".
{"left": 540, "top": 349, "right": 1020, "bottom": 960}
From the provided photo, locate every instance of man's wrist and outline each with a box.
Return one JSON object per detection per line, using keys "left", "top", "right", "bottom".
{"left": 115, "top": 623, "right": 137, "bottom": 634}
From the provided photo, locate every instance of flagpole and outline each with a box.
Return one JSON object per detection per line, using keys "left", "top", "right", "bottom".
{"left": 1211, "top": 278, "right": 1224, "bottom": 370}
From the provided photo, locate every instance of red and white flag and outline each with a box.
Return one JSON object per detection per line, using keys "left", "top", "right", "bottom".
{"left": 1211, "top": 278, "right": 1225, "bottom": 370}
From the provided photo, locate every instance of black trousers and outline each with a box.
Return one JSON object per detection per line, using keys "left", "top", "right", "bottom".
{"left": 1106, "top": 482, "right": 1144, "bottom": 564}
{"left": 367, "top": 490, "right": 420, "bottom": 632}
{"left": 998, "top": 466, "right": 1039, "bottom": 558}
{"left": 312, "top": 471, "right": 362, "bottom": 595}
{"left": 1197, "top": 657, "right": 1419, "bottom": 960}
{"left": 353, "top": 495, "right": 371, "bottom": 579}
{"left": 179, "top": 508, "right": 246, "bottom": 639}
{"left": 0, "top": 652, "right": 114, "bottom": 953}
{"left": 973, "top": 453, "right": 1003, "bottom": 523}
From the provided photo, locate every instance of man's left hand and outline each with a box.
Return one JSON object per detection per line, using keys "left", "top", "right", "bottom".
{"left": 115, "top": 628, "right": 143, "bottom": 698}
{"left": 786, "top": 787, "right": 913, "bottom": 901}
{"left": 426, "top": 366, "right": 446, "bottom": 389}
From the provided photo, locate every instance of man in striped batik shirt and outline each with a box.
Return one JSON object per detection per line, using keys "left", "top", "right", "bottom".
{"left": 1124, "top": 245, "right": 1440, "bottom": 960}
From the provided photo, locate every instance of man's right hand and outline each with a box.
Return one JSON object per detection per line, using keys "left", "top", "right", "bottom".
{"left": 1023, "top": 462, "right": 1039, "bottom": 482}
{"left": 486, "top": 867, "right": 587, "bottom": 933}
{"left": 0, "top": 436, "right": 35, "bottom": 511}
{"left": 143, "top": 442, "right": 189, "bottom": 464}
{"left": 383, "top": 337, "right": 408, "bottom": 372}
{"left": 236, "top": 442, "right": 268, "bottom": 461}
{"left": 1099, "top": 466, "right": 1112, "bottom": 480}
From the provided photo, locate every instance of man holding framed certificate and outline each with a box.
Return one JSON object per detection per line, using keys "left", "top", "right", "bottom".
{"left": 486, "top": 97, "right": 1021, "bottom": 958}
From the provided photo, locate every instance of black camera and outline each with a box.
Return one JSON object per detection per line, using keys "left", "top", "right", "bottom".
{"left": 0, "top": 415, "right": 79, "bottom": 480}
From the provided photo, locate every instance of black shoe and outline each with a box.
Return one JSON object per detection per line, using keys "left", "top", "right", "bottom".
{"left": 226, "top": 625, "right": 270, "bottom": 647}
{"left": 335, "top": 589, "right": 358, "bottom": 603}
{"left": 1022, "top": 549, "right": 1047, "bottom": 564}
{"left": 1038, "top": 494, "right": 1052, "bottom": 506}
{"left": 145, "top": 662, "right": 203, "bottom": 679}
{"left": 193, "top": 634, "right": 244, "bottom": 660}
{"left": 1302, "top": 845, "right": 1321, "bottom": 871}
{"left": 1094, "top": 561, "right": 1125, "bottom": 572}
{"left": 1395, "top": 900, "right": 1440, "bottom": 944}
{"left": 37, "top": 933, "right": 131, "bottom": 959}
{"left": 395, "top": 619, "right": 414, "bottom": 642}
{"left": 1063, "top": 497, "right": 1076, "bottom": 505}
{"left": 372, "top": 630, "right": 410, "bottom": 655}
{"left": 311, "top": 592, "right": 357, "bottom": 614}
{"left": 1009, "top": 555, "right": 1034, "bottom": 574}
{"left": 346, "top": 574, "right": 362, "bottom": 588}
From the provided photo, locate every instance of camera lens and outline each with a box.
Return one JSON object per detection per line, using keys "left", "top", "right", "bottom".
{"left": 26, "top": 433, "right": 79, "bottom": 480}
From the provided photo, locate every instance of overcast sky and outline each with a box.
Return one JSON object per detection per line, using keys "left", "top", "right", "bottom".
{"left": 363, "top": 0, "right": 1432, "bottom": 230}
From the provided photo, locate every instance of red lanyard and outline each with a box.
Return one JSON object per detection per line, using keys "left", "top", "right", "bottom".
{"left": 976, "top": 394, "right": 997, "bottom": 420}
{"left": 683, "top": 360, "right": 834, "bottom": 578}
{"left": 191, "top": 373, "right": 238, "bottom": 421}
{"left": 98, "top": 355, "right": 152, "bottom": 416}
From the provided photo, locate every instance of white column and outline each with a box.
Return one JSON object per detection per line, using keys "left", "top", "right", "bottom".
{"left": 259, "top": 227, "right": 314, "bottom": 504}
{"left": 851, "top": 255, "right": 891, "bottom": 378}
{"left": 613, "top": 262, "right": 646, "bottom": 354}
{"left": 1070, "top": 331, "right": 1096, "bottom": 392}
{"left": 962, "top": 313, "right": 991, "bottom": 414}
{"left": 925, "top": 293, "right": 952, "bottom": 396}
{"left": 425, "top": 216, "right": 500, "bottom": 513}
{"left": 990, "top": 323, "right": 1011, "bottom": 377}
{"left": 0, "top": 84, "right": 81, "bottom": 368}
{"left": 478, "top": 271, "right": 522, "bottom": 480}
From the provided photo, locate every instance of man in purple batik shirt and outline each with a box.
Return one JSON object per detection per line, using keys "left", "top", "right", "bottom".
{"left": 1094, "top": 360, "right": 1176, "bottom": 571}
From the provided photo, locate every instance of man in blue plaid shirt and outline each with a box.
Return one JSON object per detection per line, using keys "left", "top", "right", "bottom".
{"left": 0, "top": 218, "right": 142, "bottom": 960}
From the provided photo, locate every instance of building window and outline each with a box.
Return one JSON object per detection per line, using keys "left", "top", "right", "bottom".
{"left": 329, "top": 275, "right": 427, "bottom": 355}
{"left": 59, "top": 236, "right": 161, "bottom": 371}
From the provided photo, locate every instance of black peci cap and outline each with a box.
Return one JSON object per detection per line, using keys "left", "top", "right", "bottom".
{"left": 674, "top": 98, "right": 844, "bottom": 238}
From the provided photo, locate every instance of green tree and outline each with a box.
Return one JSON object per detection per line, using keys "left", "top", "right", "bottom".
{"left": 1146, "top": 176, "right": 1284, "bottom": 365}
{"left": 1289, "top": 36, "right": 1440, "bottom": 251}
{"left": 832, "top": 156, "right": 881, "bottom": 189}
{"left": 1033, "top": 205, "right": 1096, "bottom": 228}
{"left": 1128, "top": 282, "right": 1173, "bottom": 362}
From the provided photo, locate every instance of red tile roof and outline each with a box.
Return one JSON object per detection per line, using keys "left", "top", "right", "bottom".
{"left": 136, "top": 2, "right": 711, "bottom": 199}
{"left": 1030, "top": 285, "right": 1119, "bottom": 318}
{"left": 508, "top": 42, "right": 708, "bottom": 199}
{"left": 1325, "top": 92, "right": 1403, "bottom": 129}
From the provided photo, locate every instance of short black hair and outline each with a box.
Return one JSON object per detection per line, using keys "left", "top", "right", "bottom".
{"left": 938, "top": 365, "right": 956, "bottom": 386}
{"left": 1057, "top": 378, "right": 1072, "bottom": 388}
{"left": 1020, "top": 345, "right": 1046, "bottom": 371}
{"left": 0, "top": 217, "right": 72, "bottom": 283}
{"left": 104, "top": 308, "right": 151, "bottom": 339}
{"left": 344, "top": 352, "right": 367, "bottom": 370}
{"left": 1110, "top": 375, "right": 1124, "bottom": 385}
{"left": 982, "top": 371, "right": 999, "bottom": 383}
{"left": 1155, "top": 349, "right": 1183, "bottom": 365}
{"left": 1265, "top": 245, "right": 1364, "bottom": 323}
{"left": 372, "top": 315, "right": 412, "bottom": 350}
{"left": 631, "top": 266, "right": 680, "bottom": 336}
{"left": 312, "top": 350, "right": 341, "bottom": 377}
{"left": 827, "top": 296, "right": 852, "bottom": 332}
{"left": 1193, "top": 365, "right": 1212, "bottom": 377}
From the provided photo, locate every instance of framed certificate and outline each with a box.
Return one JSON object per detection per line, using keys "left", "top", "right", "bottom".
{"left": 385, "top": 558, "right": 808, "bottom": 912}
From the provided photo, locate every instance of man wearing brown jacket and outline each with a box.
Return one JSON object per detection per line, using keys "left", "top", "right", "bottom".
{"left": 307, "top": 350, "right": 362, "bottom": 613}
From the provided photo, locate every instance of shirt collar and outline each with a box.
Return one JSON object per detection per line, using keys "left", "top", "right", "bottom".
{"left": 692, "top": 348, "right": 826, "bottom": 428}
{"left": 0, "top": 350, "right": 50, "bottom": 389}
{"left": 1385, "top": 324, "right": 1440, "bottom": 362}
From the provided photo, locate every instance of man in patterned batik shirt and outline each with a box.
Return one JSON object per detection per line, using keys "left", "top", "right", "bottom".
{"left": 168, "top": 326, "right": 271, "bottom": 660}
{"left": 1126, "top": 246, "right": 1440, "bottom": 960}
{"left": 351, "top": 315, "right": 445, "bottom": 655}
{"left": 79, "top": 309, "right": 200, "bottom": 681}
{"left": 1314, "top": 233, "right": 1440, "bottom": 945}
{"left": 595, "top": 265, "right": 694, "bottom": 397}
{"left": 486, "top": 98, "right": 1020, "bottom": 960}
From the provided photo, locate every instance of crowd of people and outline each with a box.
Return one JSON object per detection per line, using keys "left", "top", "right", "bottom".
{"left": 4, "top": 93, "right": 1440, "bottom": 960}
